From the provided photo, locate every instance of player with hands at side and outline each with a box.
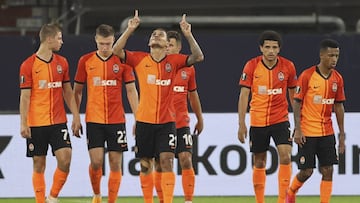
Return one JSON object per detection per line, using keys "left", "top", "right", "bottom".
{"left": 238, "top": 30, "right": 297, "bottom": 203}
{"left": 19, "top": 23, "right": 82, "bottom": 203}
{"left": 286, "top": 39, "right": 346, "bottom": 203}
{"left": 73, "top": 24, "right": 138, "bottom": 203}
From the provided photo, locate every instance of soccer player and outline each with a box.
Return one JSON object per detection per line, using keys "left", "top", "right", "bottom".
{"left": 237, "top": 30, "right": 297, "bottom": 203}
{"left": 73, "top": 24, "right": 138, "bottom": 203}
{"left": 285, "top": 39, "right": 346, "bottom": 203}
{"left": 113, "top": 10, "right": 204, "bottom": 203}
{"left": 19, "top": 23, "right": 82, "bottom": 203}
{"left": 154, "top": 30, "right": 204, "bottom": 203}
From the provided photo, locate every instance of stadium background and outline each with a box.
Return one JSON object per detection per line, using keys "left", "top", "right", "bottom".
{"left": 0, "top": 0, "right": 359, "bottom": 199}
{"left": 0, "top": 0, "right": 360, "bottom": 113}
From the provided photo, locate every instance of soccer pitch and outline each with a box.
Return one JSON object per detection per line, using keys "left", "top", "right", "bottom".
{"left": 1, "top": 196, "right": 360, "bottom": 203}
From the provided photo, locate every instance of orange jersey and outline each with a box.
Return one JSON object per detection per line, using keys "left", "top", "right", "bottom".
{"left": 173, "top": 66, "right": 197, "bottom": 128}
{"left": 19, "top": 54, "right": 70, "bottom": 127}
{"left": 75, "top": 52, "right": 135, "bottom": 124}
{"left": 125, "top": 51, "right": 188, "bottom": 124}
{"left": 239, "top": 56, "right": 297, "bottom": 127}
{"left": 294, "top": 66, "right": 345, "bottom": 137}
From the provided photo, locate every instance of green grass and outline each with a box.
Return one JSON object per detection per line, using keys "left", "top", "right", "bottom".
{"left": 0, "top": 196, "right": 360, "bottom": 203}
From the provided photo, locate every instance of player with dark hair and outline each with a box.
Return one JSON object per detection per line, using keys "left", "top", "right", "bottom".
{"left": 113, "top": 10, "right": 204, "bottom": 203}
{"left": 238, "top": 30, "right": 297, "bottom": 203}
{"left": 154, "top": 30, "right": 204, "bottom": 203}
{"left": 286, "top": 39, "right": 345, "bottom": 203}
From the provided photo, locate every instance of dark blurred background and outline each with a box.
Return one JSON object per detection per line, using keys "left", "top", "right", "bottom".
{"left": 1, "top": 0, "right": 359, "bottom": 113}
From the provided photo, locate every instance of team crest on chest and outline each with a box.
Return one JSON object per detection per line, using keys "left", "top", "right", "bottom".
{"left": 181, "top": 70, "right": 187, "bottom": 80}
{"left": 278, "top": 71, "right": 284, "bottom": 81}
{"left": 332, "top": 82, "right": 337, "bottom": 92}
{"left": 56, "top": 65, "right": 63, "bottom": 74}
{"left": 113, "top": 64, "right": 120, "bottom": 73}
{"left": 165, "top": 63, "right": 172, "bottom": 72}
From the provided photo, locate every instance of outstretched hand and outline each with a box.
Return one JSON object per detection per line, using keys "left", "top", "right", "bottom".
{"left": 179, "top": 14, "right": 191, "bottom": 37}
{"left": 128, "top": 10, "right": 140, "bottom": 31}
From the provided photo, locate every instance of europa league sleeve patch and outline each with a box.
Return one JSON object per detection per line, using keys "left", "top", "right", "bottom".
{"left": 241, "top": 73, "right": 247, "bottom": 80}
{"left": 20, "top": 75, "right": 25, "bottom": 84}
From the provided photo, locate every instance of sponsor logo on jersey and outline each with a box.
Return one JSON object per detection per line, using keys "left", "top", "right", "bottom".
{"left": 47, "top": 81, "right": 62, "bottom": 88}
{"left": 173, "top": 86, "right": 185, "bottom": 92}
{"left": 93, "top": 77, "right": 117, "bottom": 86}
{"left": 38, "top": 80, "right": 62, "bottom": 89}
{"left": 155, "top": 79, "right": 171, "bottom": 86}
{"left": 258, "top": 86, "right": 283, "bottom": 95}
{"left": 313, "top": 95, "right": 335, "bottom": 104}
{"left": 147, "top": 74, "right": 171, "bottom": 86}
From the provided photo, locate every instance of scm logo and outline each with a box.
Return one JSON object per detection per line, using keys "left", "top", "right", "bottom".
{"left": 101, "top": 80, "right": 117, "bottom": 86}
{"left": 267, "top": 88, "right": 282, "bottom": 95}
{"left": 47, "top": 81, "right": 62, "bottom": 88}
{"left": 322, "top": 98, "right": 335, "bottom": 104}
{"left": 155, "top": 79, "right": 171, "bottom": 86}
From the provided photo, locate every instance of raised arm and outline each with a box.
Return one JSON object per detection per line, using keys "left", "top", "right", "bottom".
{"left": 113, "top": 10, "right": 140, "bottom": 60}
{"left": 179, "top": 14, "right": 204, "bottom": 66}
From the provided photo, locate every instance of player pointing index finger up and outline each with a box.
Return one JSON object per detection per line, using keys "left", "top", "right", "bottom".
{"left": 180, "top": 14, "right": 192, "bottom": 37}
{"left": 128, "top": 9, "right": 140, "bottom": 31}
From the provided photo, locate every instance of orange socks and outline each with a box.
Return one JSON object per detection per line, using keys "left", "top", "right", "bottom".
{"left": 182, "top": 168, "right": 195, "bottom": 201}
{"left": 161, "top": 172, "right": 175, "bottom": 203}
{"left": 33, "top": 171, "right": 46, "bottom": 203}
{"left": 108, "top": 171, "right": 122, "bottom": 203}
{"left": 288, "top": 175, "right": 304, "bottom": 196}
{"left": 49, "top": 167, "right": 68, "bottom": 198}
{"left": 278, "top": 164, "right": 291, "bottom": 203}
{"left": 154, "top": 171, "right": 164, "bottom": 203}
{"left": 89, "top": 166, "right": 102, "bottom": 195}
{"left": 320, "top": 180, "right": 332, "bottom": 203}
{"left": 140, "top": 172, "right": 154, "bottom": 203}
{"left": 253, "top": 167, "right": 266, "bottom": 203}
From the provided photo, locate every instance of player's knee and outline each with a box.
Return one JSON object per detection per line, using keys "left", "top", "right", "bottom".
{"left": 298, "top": 168, "right": 313, "bottom": 181}
{"left": 160, "top": 153, "right": 175, "bottom": 172}
{"left": 179, "top": 153, "right": 193, "bottom": 169}
{"left": 277, "top": 145, "right": 292, "bottom": 164}
{"left": 140, "top": 159, "right": 153, "bottom": 174}
{"left": 320, "top": 166, "right": 333, "bottom": 180}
